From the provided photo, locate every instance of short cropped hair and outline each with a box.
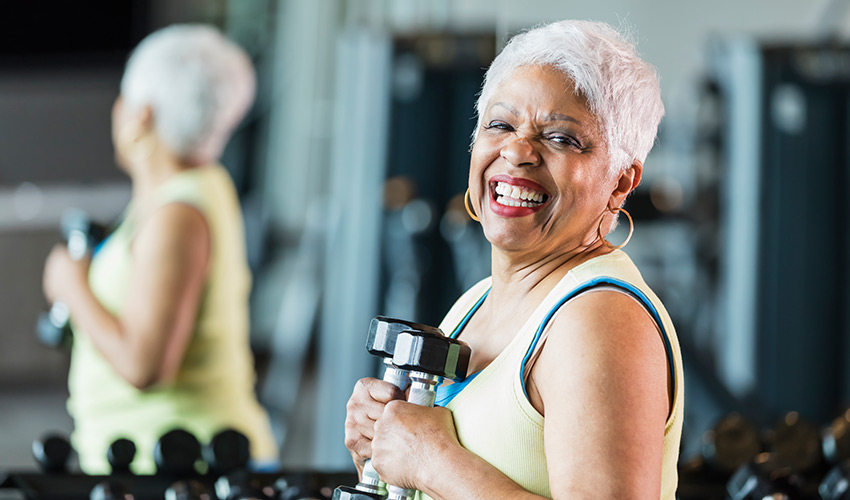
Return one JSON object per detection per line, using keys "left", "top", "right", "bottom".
{"left": 474, "top": 20, "right": 664, "bottom": 174}
{"left": 120, "top": 24, "right": 255, "bottom": 164}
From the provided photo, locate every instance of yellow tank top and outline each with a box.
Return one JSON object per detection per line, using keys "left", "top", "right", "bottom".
{"left": 422, "top": 250, "right": 683, "bottom": 500}
{"left": 67, "top": 165, "right": 278, "bottom": 474}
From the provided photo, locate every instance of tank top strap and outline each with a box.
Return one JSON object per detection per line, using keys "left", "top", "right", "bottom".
{"left": 517, "top": 275, "right": 677, "bottom": 403}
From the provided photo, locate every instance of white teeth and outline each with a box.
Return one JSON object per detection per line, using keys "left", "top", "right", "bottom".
{"left": 493, "top": 181, "right": 547, "bottom": 207}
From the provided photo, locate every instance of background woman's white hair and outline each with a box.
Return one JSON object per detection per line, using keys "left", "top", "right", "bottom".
{"left": 120, "top": 24, "right": 255, "bottom": 164}
{"left": 475, "top": 20, "right": 665, "bottom": 175}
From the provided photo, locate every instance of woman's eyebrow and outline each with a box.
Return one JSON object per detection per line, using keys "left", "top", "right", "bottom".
{"left": 542, "top": 112, "right": 581, "bottom": 125}
{"left": 489, "top": 101, "right": 519, "bottom": 115}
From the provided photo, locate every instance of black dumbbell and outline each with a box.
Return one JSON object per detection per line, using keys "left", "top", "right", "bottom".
{"left": 36, "top": 210, "right": 107, "bottom": 349}
{"left": 821, "top": 460, "right": 850, "bottom": 500}
{"left": 165, "top": 479, "right": 214, "bottom": 500}
{"left": 215, "top": 470, "right": 274, "bottom": 500}
{"left": 107, "top": 437, "right": 136, "bottom": 474}
{"left": 90, "top": 480, "right": 133, "bottom": 500}
{"left": 383, "top": 327, "right": 470, "bottom": 500}
{"left": 154, "top": 429, "right": 202, "bottom": 477}
{"left": 204, "top": 428, "right": 251, "bottom": 476}
{"left": 32, "top": 433, "right": 72, "bottom": 474}
{"left": 768, "top": 411, "right": 824, "bottom": 474}
{"left": 333, "top": 317, "right": 433, "bottom": 500}
{"left": 726, "top": 453, "right": 805, "bottom": 500}
{"left": 274, "top": 474, "right": 329, "bottom": 499}
{"left": 702, "top": 413, "right": 762, "bottom": 474}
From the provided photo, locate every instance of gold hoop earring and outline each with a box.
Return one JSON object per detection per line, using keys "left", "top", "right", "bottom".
{"left": 464, "top": 188, "right": 480, "bottom": 222}
{"left": 597, "top": 206, "right": 633, "bottom": 250}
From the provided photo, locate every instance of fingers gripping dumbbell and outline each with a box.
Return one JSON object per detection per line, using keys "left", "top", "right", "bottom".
{"left": 334, "top": 317, "right": 470, "bottom": 500}
{"left": 383, "top": 327, "right": 470, "bottom": 500}
{"left": 334, "top": 317, "right": 426, "bottom": 500}
{"left": 36, "top": 210, "right": 107, "bottom": 348}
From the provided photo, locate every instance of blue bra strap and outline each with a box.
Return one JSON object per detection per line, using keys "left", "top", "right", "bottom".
{"left": 518, "top": 277, "right": 676, "bottom": 400}
{"left": 449, "top": 287, "right": 490, "bottom": 339}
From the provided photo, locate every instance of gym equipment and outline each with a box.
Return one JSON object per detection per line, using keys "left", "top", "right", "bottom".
{"left": 154, "top": 429, "right": 202, "bottom": 477}
{"left": 820, "top": 460, "right": 850, "bottom": 500}
{"left": 214, "top": 470, "right": 272, "bottom": 500}
{"left": 274, "top": 473, "right": 328, "bottom": 500}
{"left": 702, "top": 413, "right": 762, "bottom": 474}
{"left": 164, "top": 479, "right": 212, "bottom": 500}
{"left": 824, "top": 410, "right": 850, "bottom": 465}
{"left": 89, "top": 480, "right": 133, "bottom": 500}
{"left": 32, "top": 433, "right": 72, "bottom": 474}
{"left": 332, "top": 316, "right": 471, "bottom": 500}
{"left": 106, "top": 438, "right": 136, "bottom": 475}
{"left": 726, "top": 453, "right": 805, "bottom": 500}
{"left": 768, "top": 412, "right": 824, "bottom": 474}
{"left": 333, "top": 317, "right": 421, "bottom": 500}
{"left": 36, "top": 210, "right": 107, "bottom": 349}
{"left": 203, "top": 429, "right": 251, "bottom": 477}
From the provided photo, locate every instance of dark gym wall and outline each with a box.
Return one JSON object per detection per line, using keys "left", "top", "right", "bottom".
{"left": 755, "top": 46, "right": 850, "bottom": 421}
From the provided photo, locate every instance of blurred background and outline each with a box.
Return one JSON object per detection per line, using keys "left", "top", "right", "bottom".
{"left": 0, "top": 0, "right": 848, "bottom": 477}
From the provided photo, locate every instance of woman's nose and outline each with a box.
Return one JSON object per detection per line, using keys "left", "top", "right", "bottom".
{"left": 500, "top": 136, "right": 540, "bottom": 167}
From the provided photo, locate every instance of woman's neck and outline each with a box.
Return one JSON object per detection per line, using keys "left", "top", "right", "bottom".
{"left": 487, "top": 239, "right": 610, "bottom": 311}
{"left": 130, "top": 150, "right": 196, "bottom": 206}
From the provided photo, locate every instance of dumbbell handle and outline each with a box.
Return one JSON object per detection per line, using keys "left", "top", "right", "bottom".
{"left": 385, "top": 372, "right": 441, "bottom": 500}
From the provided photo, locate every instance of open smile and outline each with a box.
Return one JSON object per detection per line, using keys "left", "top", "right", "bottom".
{"left": 487, "top": 175, "right": 551, "bottom": 217}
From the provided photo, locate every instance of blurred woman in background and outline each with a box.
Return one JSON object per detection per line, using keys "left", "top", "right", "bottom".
{"left": 344, "top": 20, "right": 682, "bottom": 499}
{"left": 41, "top": 25, "right": 277, "bottom": 473}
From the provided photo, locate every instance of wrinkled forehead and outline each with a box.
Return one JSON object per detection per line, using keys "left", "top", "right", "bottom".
{"left": 482, "top": 65, "right": 601, "bottom": 131}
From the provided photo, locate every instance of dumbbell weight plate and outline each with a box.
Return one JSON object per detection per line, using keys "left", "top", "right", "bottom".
{"left": 702, "top": 413, "right": 761, "bottom": 473}
{"left": 204, "top": 428, "right": 250, "bottom": 475}
{"left": 107, "top": 438, "right": 136, "bottom": 474}
{"left": 770, "top": 412, "right": 823, "bottom": 473}
{"left": 154, "top": 429, "right": 202, "bottom": 476}
{"left": 32, "top": 433, "right": 72, "bottom": 474}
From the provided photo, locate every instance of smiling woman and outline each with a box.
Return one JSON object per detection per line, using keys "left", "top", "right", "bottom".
{"left": 342, "top": 19, "right": 680, "bottom": 500}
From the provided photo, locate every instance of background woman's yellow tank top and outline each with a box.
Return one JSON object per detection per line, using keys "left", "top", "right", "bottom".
{"left": 67, "top": 165, "right": 277, "bottom": 474}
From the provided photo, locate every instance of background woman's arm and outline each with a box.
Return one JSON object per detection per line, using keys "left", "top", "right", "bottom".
{"left": 44, "top": 203, "right": 210, "bottom": 389}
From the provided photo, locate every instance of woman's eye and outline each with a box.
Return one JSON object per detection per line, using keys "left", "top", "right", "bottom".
{"left": 548, "top": 134, "right": 580, "bottom": 148}
{"left": 484, "top": 121, "right": 513, "bottom": 131}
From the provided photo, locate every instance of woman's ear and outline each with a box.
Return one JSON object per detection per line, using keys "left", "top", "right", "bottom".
{"left": 609, "top": 160, "right": 643, "bottom": 207}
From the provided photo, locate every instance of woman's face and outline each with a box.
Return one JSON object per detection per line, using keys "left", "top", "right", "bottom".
{"left": 111, "top": 95, "right": 133, "bottom": 171}
{"left": 469, "top": 64, "right": 620, "bottom": 257}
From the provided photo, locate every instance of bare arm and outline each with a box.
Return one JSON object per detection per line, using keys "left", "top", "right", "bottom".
{"left": 533, "top": 290, "right": 669, "bottom": 499}
{"left": 46, "top": 203, "right": 210, "bottom": 389}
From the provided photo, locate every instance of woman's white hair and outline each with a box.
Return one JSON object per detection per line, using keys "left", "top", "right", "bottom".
{"left": 120, "top": 24, "right": 255, "bottom": 164}
{"left": 475, "top": 20, "right": 664, "bottom": 174}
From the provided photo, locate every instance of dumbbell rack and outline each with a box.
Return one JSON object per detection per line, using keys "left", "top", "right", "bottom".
{"left": 0, "top": 470, "right": 358, "bottom": 500}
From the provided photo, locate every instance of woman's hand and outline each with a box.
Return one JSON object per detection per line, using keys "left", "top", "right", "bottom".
{"left": 371, "top": 400, "right": 460, "bottom": 490}
{"left": 343, "top": 377, "right": 405, "bottom": 476}
{"left": 43, "top": 244, "right": 91, "bottom": 304}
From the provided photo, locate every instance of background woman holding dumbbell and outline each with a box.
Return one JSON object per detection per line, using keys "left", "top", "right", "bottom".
{"left": 40, "top": 25, "right": 277, "bottom": 474}
{"left": 343, "top": 20, "right": 682, "bottom": 500}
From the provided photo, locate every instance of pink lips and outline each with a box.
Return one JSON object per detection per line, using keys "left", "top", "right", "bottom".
{"left": 487, "top": 174, "right": 550, "bottom": 218}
